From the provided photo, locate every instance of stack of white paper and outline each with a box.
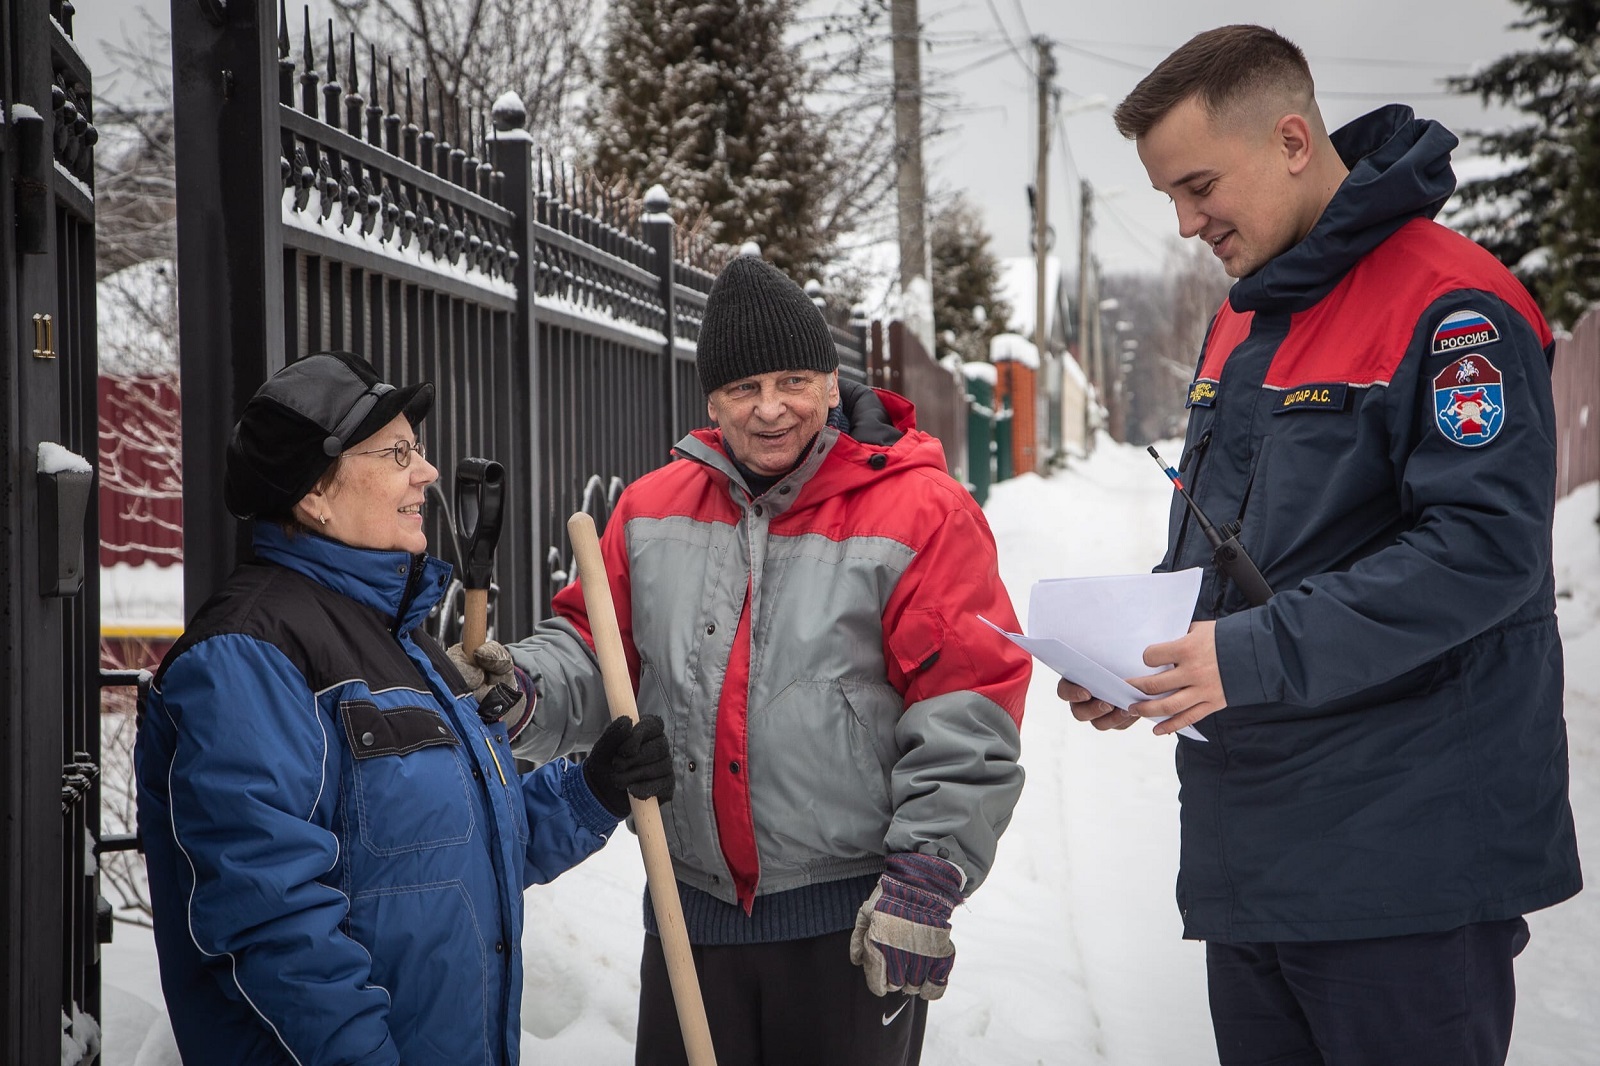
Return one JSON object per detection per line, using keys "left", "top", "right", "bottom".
{"left": 983, "top": 568, "right": 1208, "bottom": 741}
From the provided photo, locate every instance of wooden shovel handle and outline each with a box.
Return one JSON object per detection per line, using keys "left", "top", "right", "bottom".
{"left": 566, "top": 513, "right": 717, "bottom": 1066}
{"left": 462, "top": 588, "right": 489, "bottom": 656}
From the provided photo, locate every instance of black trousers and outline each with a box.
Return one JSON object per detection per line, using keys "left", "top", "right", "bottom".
{"left": 636, "top": 930, "right": 928, "bottom": 1066}
{"left": 1206, "top": 917, "right": 1530, "bottom": 1066}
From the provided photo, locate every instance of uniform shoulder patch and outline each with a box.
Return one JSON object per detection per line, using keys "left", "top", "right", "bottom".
{"left": 1433, "top": 355, "right": 1505, "bottom": 447}
{"left": 1187, "top": 379, "right": 1217, "bottom": 408}
{"left": 1431, "top": 309, "right": 1500, "bottom": 355}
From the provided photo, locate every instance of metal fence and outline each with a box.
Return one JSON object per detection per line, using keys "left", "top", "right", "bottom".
{"left": 0, "top": 1, "right": 107, "bottom": 1060}
{"left": 173, "top": 0, "right": 870, "bottom": 642}
{"left": 870, "top": 321, "right": 969, "bottom": 482}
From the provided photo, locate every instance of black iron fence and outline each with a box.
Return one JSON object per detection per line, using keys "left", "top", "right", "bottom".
{"left": 174, "top": 0, "right": 869, "bottom": 643}
{"left": 1, "top": 1, "right": 106, "bottom": 1061}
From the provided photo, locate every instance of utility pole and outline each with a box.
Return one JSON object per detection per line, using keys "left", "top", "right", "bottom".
{"left": 1077, "top": 180, "right": 1094, "bottom": 386}
{"left": 1033, "top": 36, "right": 1056, "bottom": 464}
{"left": 891, "top": 0, "right": 928, "bottom": 288}
{"left": 1077, "top": 180, "right": 1095, "bottom": 449}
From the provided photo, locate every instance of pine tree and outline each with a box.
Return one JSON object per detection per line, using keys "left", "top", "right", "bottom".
{"left": 1448, "top": 1, "right": 1600, "bottom": 326}
{"left": 586, "top": 0, "right": 839, "bottom": 278}
{"left": 929, "top": 194, "right": 1011, "bottom": 363}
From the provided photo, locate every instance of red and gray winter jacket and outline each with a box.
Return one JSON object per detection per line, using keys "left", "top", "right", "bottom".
{"left": 509, "top": 388, "right": 1030, "bottom": 934}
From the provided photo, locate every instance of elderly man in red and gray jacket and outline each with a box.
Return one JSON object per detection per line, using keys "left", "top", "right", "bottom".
{"left": 483, "top": 254, "right": 1031, "bottom": 1065}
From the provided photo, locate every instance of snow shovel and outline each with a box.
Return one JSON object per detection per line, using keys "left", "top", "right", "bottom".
{"left": 455, "top": 457, "right": 505, "bottom": 655}
{"left": 567, "top": 512, "right": 717, "bottom": 1066}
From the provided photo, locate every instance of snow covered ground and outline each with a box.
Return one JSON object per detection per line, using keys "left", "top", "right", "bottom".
{"left": 100, "top": 436, "right": 1599, "bottom": 1064}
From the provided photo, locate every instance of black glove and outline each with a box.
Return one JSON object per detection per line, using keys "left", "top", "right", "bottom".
{"left": 582, "top": 715, "right": 674, "bottom": 818}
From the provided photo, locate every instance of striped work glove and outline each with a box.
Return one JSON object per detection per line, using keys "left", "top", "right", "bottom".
{"left": 849, "top": 852, "right": 965, "bottom": 1000}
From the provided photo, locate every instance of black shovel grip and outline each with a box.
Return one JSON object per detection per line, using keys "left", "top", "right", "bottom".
{"left": 454, "top": 457, "right": 504, "bottom": 590}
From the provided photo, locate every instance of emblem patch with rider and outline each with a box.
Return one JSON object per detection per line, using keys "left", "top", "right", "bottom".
{"left": 1433, "top": 355, "right": 1505, "bottom": 447}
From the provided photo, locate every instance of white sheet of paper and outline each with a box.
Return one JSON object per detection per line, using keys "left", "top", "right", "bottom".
{"left": 980, "top": 568, "right": 1208, "bottom": 742}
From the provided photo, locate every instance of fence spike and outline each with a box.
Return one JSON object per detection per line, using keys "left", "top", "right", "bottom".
{"left": 323, "top": 19, "right": 341, "bottom": 124}
{"left": 419, "top": 78, "right": 436, "bottom": 174}
{"left": 326, "top": 19, "right": 337, "bottom": 85}
{"left": 277, "top": 0, "right": 289, "bottom": 59}
{"left": 299, "top": 6, "right": 318, "bottom": 119}
{"left": 386, "top": 56, "right": 395, "bottom": 115}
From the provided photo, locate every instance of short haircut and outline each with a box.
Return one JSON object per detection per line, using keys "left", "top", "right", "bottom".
{"left": 1113, "top": 25, "right": 1314, "bottom": 139}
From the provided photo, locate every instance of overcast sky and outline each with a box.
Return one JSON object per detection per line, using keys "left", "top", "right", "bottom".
{"left": 918, "top": 0, "right": 1537, "bottom": 276}
{"left": 80, "top": 0, "right": 1536, "bottom": 279}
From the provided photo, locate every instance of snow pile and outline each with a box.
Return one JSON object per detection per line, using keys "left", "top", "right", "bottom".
{"left": 99, "top": 438, "right": 1600, "bottom": 1064}
{"left": 60, "top": 1003, "right": 101, "bottom": 1066}
{"left": 100, "top": 562, "right": 184, "bottom": 634}
{"left": 988, "top": 331, "right": 1039, "bottom": 368}
{"left": 38, "top": 441, "right": 93, "bottom": 474}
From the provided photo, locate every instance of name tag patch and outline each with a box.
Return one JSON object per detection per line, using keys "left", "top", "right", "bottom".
{"left": 1274, "top": 383, "right": 1348, "bottom": 413}
{"left": 1187, "top": 379, "right": 1217, "bottom": 408}
{"left": 1431, "top": 309, "right": 1500, "bottom": 355}
{"left": 1433, "top": 355, "right": 1505, "bottom": 447}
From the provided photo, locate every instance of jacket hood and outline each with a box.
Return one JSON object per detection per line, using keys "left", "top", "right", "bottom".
{"left": 676, "top": 386, "right": 947, "bottom": 502}
{"left": 251, "top": 521, "right": 451, "bottom": 631}
{"left": 1231, "top": 105, "right": 1459, "bottom": 313}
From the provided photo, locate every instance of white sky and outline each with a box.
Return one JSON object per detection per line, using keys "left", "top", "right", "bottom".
{"left": 918, "top": 0, "right": 1537, "bottom": 276}
{"left": 78, "top": 0, "right": 1537, "bottom": 281}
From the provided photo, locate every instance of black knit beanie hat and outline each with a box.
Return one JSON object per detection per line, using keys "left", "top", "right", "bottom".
{"left": 696, "top": 255, "right": 839, "bottom": 394}
{"left": 224, "top": 350, "right": 434, "bottom": 521}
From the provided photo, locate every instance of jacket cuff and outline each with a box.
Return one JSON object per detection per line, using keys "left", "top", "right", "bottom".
{"left": 560, "top": 757, "right": 623, "bottom": 835}
{"left": 503, "top": 666, "right": 537, "bottom": 741}
{"left": 1215, "top": 610, "right": 1270, "bottom": 707}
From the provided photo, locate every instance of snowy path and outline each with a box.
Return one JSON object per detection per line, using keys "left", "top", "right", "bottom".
{"left": 101, "top": 440, "right": 1598, "bottom": 1064}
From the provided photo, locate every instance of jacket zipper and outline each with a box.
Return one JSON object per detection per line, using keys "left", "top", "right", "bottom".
{"left": 1170, "top": 429, "right": 1212, "bottom": 569}
{"left": 391, "top": 553, "right": 428, "bottom": 634}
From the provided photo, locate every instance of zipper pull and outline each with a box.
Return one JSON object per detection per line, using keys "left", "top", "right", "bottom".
{"left": 1180, "top": 429, "right": 1212, "bottom": 472}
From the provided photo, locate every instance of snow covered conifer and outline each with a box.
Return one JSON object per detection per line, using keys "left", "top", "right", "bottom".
{"left": 1447, "top": 0, "right": 1600, "bottom": 327}
{"left": 587, "top": 0, "right": 839, "bottom": 278}
{"left": 931, "top": 193, "right": 1011, "bottom": 363}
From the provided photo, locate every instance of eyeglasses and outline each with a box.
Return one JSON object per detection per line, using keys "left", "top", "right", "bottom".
{"left": 343, "top": 439, "right": 427, "bottom": 468}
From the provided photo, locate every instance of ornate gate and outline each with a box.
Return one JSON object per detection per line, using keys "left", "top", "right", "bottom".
{"left": 0, "top": 0, "right": 105, "bottom": 1061}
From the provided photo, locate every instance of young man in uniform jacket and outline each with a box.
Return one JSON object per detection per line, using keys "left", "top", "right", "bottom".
{"left": 475, "top": 254, "right": 1032, "bottom": 1065}
{"left": 1060, "top": 25, "right": 1581, "bottom": 1066}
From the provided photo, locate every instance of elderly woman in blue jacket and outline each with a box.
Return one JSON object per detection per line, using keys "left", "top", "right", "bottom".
{"left": 135, "top": 350, "right": 671, "bottom": 1065}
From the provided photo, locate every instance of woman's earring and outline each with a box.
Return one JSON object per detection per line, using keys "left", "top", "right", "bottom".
{"left": 319, "top": 513, "right": 329, "bottom": 526}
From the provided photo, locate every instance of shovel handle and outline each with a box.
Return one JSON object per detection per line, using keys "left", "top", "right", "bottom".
{"left": 566, "top": 512, "right": 717, "bottom": 1066}
{"left": 462, "top": 588, "right": 489, "bottom": 656}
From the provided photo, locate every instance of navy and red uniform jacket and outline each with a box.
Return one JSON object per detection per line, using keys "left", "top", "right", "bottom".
{"left": 1161, "top": 105, "right": 1581, "bottom": 943}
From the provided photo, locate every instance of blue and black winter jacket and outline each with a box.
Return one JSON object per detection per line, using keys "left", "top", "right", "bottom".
{"left": 1162, "top": 105, "right": 1582, "bottom": 943}
{"left": 136, "top": 523, "right": 619, "bottom": 1064}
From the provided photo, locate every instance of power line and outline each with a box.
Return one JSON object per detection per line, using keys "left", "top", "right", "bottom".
{"left": 1008, "top": 0, "right": 1035, "bottom": 42}
{"left": 979, "top": 0, "right": 1034, "bottom": 76}
{"left": 1096, "top": 194, "right": 1169, "bottom": 263}
{"left": 942, "top": 44, "right": 1030, "bottom": 79}
{"left": 1053, "top": 35, "right": 1478, "bottom": 72}
{"left": 1057, "top": 40, "right": 1469, "bottom": 101}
